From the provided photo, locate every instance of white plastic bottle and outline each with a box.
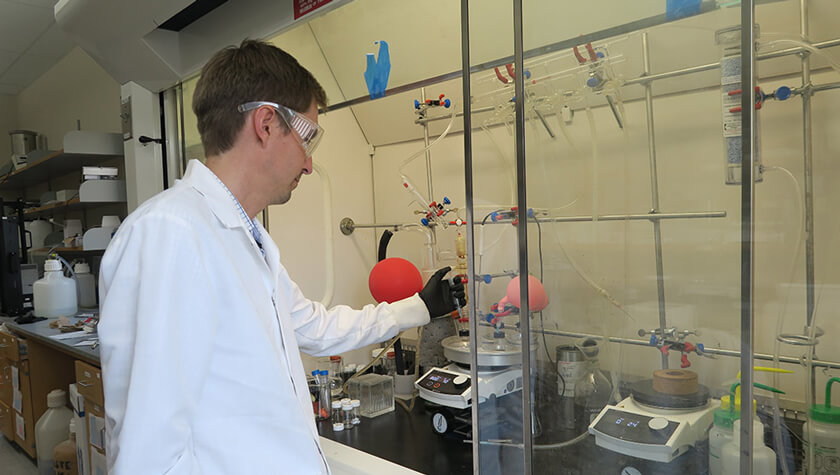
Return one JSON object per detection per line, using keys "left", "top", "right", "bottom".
{"left": 803, "top": 377, "right": 840, "bottom": 474}
{"left": 73, "top": 262, "right": 96, "bottom": 308}
{"left": 52, "top": 418, "right": 78, "bottom": 475}
{"left": 35, "top": 389, "right": 74, "bottom": 475}
{"left": 710, "top": 395, "right": 757, "bottom": 475}
{"left": 721, "top": 419, "right": 776, "bottom": 475}
{"left": 709, "top": 408, "right": 736, "bottom": 475}
{"left": 33, "top": 259, "right": 78, "bottom": 317}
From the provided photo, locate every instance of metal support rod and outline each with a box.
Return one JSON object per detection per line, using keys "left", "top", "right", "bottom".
{"left": 530, "top": 326, "right": 840, "bottom": 370}
{"left": 488, "top": 210, "right": 728, "bottom": 225}
{"left": 419, "top": 88, "right": 439, "bottom": 265}
{"left": 345, "top": 222, "right": 418, "bottom": 230}
{"left": 739, "top": 0, "right": 757, "bottom": 472}
{"left": 812, "top": 81, "right": 840, "bottom": 93}
{"left": 421, "top": 88, "right": 435, "bottom": 204}
{"left": 642, "top": 32, "right": 670, "bottom": 370}
{"left": 800, "top": 0, "right": 819, "bottom": 416}
{"left": 512, "top": 0, "right": 533, "bottom": 468}
{"left": 623, "top": 37, "right": 840, "bottom": 87}
{"left": 416, "top": 76, "right": 840, "bottom": 127}
{"left": 340, "top": 211, "right": 725, "bottom": 234}
{"left": 459, "top": 1, "right": 480, "bottom": 473}
{"left": 801, "top": 6, "right": 815, "bottom": 329}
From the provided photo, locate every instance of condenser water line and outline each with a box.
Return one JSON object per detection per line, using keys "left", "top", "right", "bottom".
{"left": 479, "top": 121, "right": 517, "bottom": 205}
{"left": 313, "top": 163, "right": 334, "bottom": 307}
{"left": 759, "top": 38, "right": 840, "bottom": 76}
{"left": 761, "top": 165, "right": 804, "bottom": 475}
{"left": 757, "top": 36, "right": 840, "bottom": 473}
{"left": 398, "top": 106, "right": 458, "bottom": 229}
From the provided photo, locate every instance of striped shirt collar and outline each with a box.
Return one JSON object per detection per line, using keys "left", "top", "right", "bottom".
{"left": 207, "top": 169, "right": 265, "bottom": 256}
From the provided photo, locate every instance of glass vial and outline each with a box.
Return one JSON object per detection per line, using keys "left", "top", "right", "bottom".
{"left": 342, "top": 402, "right": 354, "bottom": 430}
{"left": 318, "top": 370, "right": 331, "bottom": 421}
{"left": 351, "top": 399, "right": 361, "bottom": 425}
{"left": 331, "top": 400, "right": 343, "bottom": 425}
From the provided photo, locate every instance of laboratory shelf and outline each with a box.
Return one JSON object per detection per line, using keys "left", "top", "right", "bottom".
{"left": 0, "top": 131, "right": 123, "bottom": 191}
{"left": 23, "top": 198, "right": 126, "bottom": 219}
{"left": 0, "top": 150, "right": 121, "bottom": 191}
{"left": 29, "top": 247, "right": 104, "bottom": 255}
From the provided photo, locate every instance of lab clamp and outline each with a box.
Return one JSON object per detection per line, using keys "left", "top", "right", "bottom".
{"left": 638, "top": 327, "right": 712, "bottom": 369}
{"left": 574, "top": 41, "right": 625, "bottom": 129}
{"left": 413, "top": 93, "right": 451, "bottom": 114}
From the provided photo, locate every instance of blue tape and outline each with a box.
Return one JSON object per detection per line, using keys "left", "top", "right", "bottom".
{"left": 364, "top": 41, "right": 391, "bottom": 100}
{"left": 666, "top": 0, "right": 701, "bottom": 21}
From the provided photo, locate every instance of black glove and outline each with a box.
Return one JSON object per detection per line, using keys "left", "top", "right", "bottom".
{"left": 418, "top": 266, "right": 467, "bottom": 319}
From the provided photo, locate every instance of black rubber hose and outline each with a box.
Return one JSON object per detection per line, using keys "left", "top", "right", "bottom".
{"left": 377, "top": 229, "right": 406, "bottom": 374}
{"left": 377, "top": 229, "right": 393, "bottom": 262}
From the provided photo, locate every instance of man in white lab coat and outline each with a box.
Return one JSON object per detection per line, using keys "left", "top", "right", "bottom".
{"left": 97, "top": 39, "right": 465, "bottom": 474}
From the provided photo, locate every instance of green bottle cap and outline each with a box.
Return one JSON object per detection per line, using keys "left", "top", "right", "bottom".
{"left": 714, "top": 407, "right": 739, "bottom": 428}
{"left": 811, "top": 378, "right": 840, "bottom": 424}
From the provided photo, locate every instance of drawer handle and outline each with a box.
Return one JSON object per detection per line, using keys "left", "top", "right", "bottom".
{"left": 0, "top": 344, "right": 8, "bottom": 348}
{"left": 77, "top": 380, "right": 93, "bottom": 387}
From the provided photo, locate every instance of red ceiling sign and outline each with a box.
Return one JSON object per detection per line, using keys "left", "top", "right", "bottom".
{"left": 293, "top": 0, "right": 335, "bottom": 20}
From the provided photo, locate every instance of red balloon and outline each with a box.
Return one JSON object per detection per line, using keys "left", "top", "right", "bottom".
{"left": 505, "top": 275, "right": 549, "bottom": 312}
{"left": 369, "top": 258, "right": 424, "bottom": 303}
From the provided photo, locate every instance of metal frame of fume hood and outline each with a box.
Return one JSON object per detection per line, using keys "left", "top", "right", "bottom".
{"left": 328, "top": 0, "right": 833, "bottom": 472}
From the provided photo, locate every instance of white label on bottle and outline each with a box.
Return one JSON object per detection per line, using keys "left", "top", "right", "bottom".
{"left": 15, "top": 412, "right": 24, "bottom": 439}
{"left": 803, "top": 441, "right": 840, "bottom": 473}
{"left": 10, "top": 365, "right": 18, "bottom": 390}
{"left": 557, "top": 360, "right": 586, "bottom": 397}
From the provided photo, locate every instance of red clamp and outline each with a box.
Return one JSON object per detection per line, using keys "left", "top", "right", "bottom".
{"left": 573, "top": 42, "right": 598, "bottom": 64}
{"left": 660, "top": 344, "right": 671, "bottom": 356}
{"left": 494, "top": 67, "right": 510, "bottom": 84}
{"left": 680, "top": 353, "right": 692, "bottom": 368}
{"left": 728, "top": 86, "right": 764, "bottom": 112}
{"left": 505, "top": 63, "right": 517, "bottom": 79}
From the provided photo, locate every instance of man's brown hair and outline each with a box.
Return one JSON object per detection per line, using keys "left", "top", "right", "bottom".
{"left": 193, "top": 39, "right": 327, "bottom": 156}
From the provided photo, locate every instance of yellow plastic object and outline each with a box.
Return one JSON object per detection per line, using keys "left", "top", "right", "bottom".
{"left": 724, "top": 367, "right": 791, "bottom": 413}
{"left": 721, "top": 394, "right": 757, "bottom": 413}
{"left": 736, "top": 366, "right": 795, "bottom": 378}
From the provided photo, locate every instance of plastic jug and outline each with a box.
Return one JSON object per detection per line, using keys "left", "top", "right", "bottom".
{"left": 53, "top": 418, "right": 78, "bottom": 475}
{"left": 33, "top": 259, "right": 78, "bottom": 317}
{"left": 804, "top": 377, "right": 840, "bottom": 474}
{"left": 721, "top": 419, "right": 776, "bottom": 475}
{"left": 35, "top": 389, "right": 74, "bottom": 475}
{"left": 710, "top": 395, "right": 757, "bottom": 475}
{"left": 73, "top": 262, "right": 96, "bottom": 308}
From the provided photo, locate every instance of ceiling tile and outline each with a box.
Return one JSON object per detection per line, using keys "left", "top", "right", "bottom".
{"left": 0, "top": 49, "right": 16, "bottom": 72}
{"left": 0, "top": 53, "right": 56, "bottom": 86}
{"left": 26, "top": 23, "right": 73, "bottom": 59}
{"left": 0, "top": 0, "right": 54, "bottom": 54}
{"left": 5, "top": 0, "right": 57, "bottom": 8}
{"left": 0, "top": 83, "right": 22, "bottom": 95}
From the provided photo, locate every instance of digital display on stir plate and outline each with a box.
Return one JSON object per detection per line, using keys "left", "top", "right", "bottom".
{"left": 593, "top": 409, "right": 679, "bottom": 445}
{"left": 428, "top": 374, "right": 452, "bottom": 384}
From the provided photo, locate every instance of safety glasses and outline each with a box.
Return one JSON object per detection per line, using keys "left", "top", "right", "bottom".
{"left": 238, "top": 101, "right": 324, "bottom": 157}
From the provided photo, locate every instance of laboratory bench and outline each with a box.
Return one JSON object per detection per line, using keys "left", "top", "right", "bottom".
{"left": 318, "top": 398, "right": 473, "bottom": 474}
{"left": 0, "top": 315, "right": 104, "bottom": 468}
{"left": 317, "top": 382, "right": 711, "bottom": 475}
{"left": 1, "top": 316, "right": 100, "bottom": 366}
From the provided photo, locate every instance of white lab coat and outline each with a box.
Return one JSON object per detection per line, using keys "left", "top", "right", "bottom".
{"left": 98, "top": 160, "right": 430, "bottom": 474}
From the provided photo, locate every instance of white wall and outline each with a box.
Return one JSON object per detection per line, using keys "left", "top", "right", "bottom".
{"left": 167, "top": 0, "right": 840, "bottom": 405}
{"left": 16, "top": 47, "right": 120, "bottom": 149}
{"left": 267, "top": 107, "right": 379, "bottom": 372}
{"left": 359, "top": 33, "right": 840, "bottom": 408}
